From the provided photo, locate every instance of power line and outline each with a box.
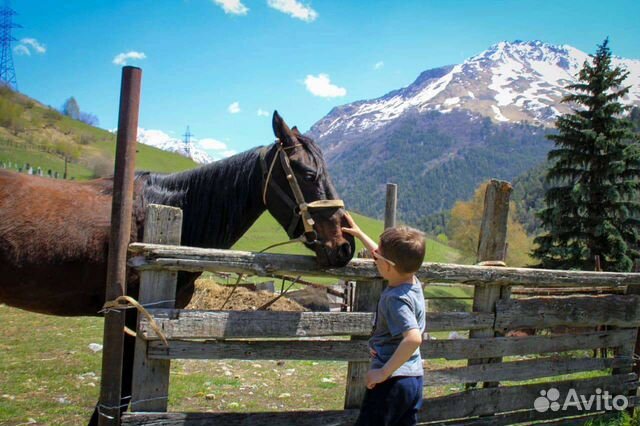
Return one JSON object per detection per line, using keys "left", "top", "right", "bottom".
{"left": 0, "top": 0, "right": 21, "bottom": 90}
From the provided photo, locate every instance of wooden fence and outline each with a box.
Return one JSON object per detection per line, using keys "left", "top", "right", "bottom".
{"left": 113, "top": 182, "right": 640, "bottom": 426}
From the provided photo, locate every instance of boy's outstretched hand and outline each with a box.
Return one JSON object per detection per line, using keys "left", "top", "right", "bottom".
{"left": 340, "top": 211, "right": 363, "bottom": 239}
{"left": 341, "top": 211, "right": 379, "bottom": 254}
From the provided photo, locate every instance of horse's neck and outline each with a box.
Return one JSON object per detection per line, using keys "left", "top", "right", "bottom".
{"left": 147, "top": 148, "right": 266, "bottom": 249}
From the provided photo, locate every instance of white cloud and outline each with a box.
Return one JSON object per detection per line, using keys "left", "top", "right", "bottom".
{"left": 112, "top": 51, "right": 146, "bottom": 66}
{"left": 374, "top": 61, "right": 384, "bottom": 70}
{"left": 14, "top": 38, "right": 46, "bottom": 56}
{"left": 198, "top": 138, "right": 228, "bottom": 150}
{"left": 267, "top": 0, "right": 317, "bottom": 22}
{"left": 257, "top": 108, "right": 270, "bottom": 117}
{"left": 228, "top": 101, "right": 241, "bottom": 114}
{"left": 195, "top": 139, "right": 236, "bottom": 161}
{"left": 213, "top": 0, "right": 249, "bottom": 15}
{"left": 304, "top": 74, "right": 346, "bottom": 98}
{"left": 21, "top": 38, "right": 47, "bottom": 54}
{"left": 14, "top": 45, "right": 30, "bottom": 56}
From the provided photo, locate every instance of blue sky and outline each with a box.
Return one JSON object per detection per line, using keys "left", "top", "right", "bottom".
{"left": 11, "top": 0, "right": 640, "bottom": 158}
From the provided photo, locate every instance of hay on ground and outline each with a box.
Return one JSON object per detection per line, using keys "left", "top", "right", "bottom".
{"left": 187, "top": 278, "right": 306, "bottom": 312}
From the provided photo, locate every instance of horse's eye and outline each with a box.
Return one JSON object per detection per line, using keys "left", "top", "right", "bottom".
{"left": 303, "top": 173, "right": 315, "bottom": 182}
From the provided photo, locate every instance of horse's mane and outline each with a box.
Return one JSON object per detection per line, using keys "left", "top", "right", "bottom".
{"left": 136, "top": 136, "right": 329, "bottom": 249}
{"left": 297, "top": 134, "right": 326, "bottom": 178}
{"left": 139, "top": 147, "right": 265, "bottom": 248}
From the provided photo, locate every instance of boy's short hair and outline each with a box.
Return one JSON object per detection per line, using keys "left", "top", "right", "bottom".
{"left": 379, "top": 226, "right": 426, "bottom": 273}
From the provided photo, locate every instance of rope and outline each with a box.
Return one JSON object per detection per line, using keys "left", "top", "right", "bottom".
{"left": 476, "top": 260, "right": 507, "bottom": 267}
{"left": 101, "top": 295, "right": 169, "bottom": 346}
{"left": 257, "top": 275, "right": 301, "bottom": 310}
{"left": 258, "top": 234, "right": 307, "bottom": 253}
{"left": 218, "top": 273, "right": 244, "bottom": 310}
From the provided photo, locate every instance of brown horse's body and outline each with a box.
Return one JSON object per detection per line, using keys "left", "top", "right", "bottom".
{"left": 0, "top": 112, "right": 354, "bottom": 425}
{"left": 0, "top": 170, "right": 146, "bottom": 316}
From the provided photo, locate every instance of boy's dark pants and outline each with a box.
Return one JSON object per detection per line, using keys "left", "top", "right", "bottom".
{"left": 354, "top": 375, "right": 424, "bottom": 426}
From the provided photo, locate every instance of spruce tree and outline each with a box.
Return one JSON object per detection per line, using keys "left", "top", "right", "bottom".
{"left": 533, "top": 39, "right": 640, "bottom": 271}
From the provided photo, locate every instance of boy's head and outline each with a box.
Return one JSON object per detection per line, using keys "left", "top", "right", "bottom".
{"left": 376, "top": 226, "right": 426, "bottom": 275}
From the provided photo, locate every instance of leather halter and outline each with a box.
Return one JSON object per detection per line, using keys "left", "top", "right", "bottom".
{"left": 259, "top": 140, "right": 345, "bottom": 244}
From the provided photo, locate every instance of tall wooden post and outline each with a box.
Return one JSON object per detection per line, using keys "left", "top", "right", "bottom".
{"left": 384, "top": 183, "right": 398, "bottom": 229}
{"left": 130, "top": 204, "right": 182, "bottom": 412}
{"left": 467, "top": 179, "right": 512, "bottom": 388}
{"left": 622, "top": 259, "right": 640, "bottom": 414}
{"left": 345, "top": 183, "right": 397, "bottom": 408}
{"left": 98, "top": 66, "right": 142, "bottom": 426}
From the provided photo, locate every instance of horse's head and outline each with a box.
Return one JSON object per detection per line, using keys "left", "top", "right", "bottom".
{"left": 261, "top": 111, "right": 355, "bottom": 267}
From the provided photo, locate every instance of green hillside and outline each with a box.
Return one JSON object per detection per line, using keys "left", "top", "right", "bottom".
{"left": 234, "top": 211, "right": 460, "bottom": 264}
{"left": 0, "top": 86, "right": 197, "bottom": 179}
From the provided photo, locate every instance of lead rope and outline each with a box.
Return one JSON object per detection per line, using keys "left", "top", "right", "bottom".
{"left": 100, "top": 295, "right": 169, "bottom": 346}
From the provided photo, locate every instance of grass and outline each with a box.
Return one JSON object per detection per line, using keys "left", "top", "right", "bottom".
{"left": 0, "top": 88, "right": 198, "bottom": 180}
{"left": 0, "top": 142, "right": 95, "bottom": 180}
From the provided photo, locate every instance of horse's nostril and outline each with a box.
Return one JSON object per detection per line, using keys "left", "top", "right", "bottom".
{"left": 338, "top": 242, "right": 352, "bottom": 261}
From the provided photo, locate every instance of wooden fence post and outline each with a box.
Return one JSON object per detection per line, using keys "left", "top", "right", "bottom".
{"left": 468, "top": 179, "right": 512, "bottom": 388}
{"left": 345, "top": 183, "right": 397, "bottom": 408}
{"left": 98, "top": 66, "right": 142, "bottom": 426}
{"left": 620, "top": 258, "right": 640, "bottom": 414}
{"left": 130, "top": 204, "right": 183, "bottom": 412}
{"left": 385, "top": 183, "right": 398, "bottom": 229}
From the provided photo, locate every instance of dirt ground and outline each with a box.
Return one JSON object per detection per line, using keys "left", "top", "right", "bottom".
{"left": 187, "top": 278, "right": 306, "bottom": 312}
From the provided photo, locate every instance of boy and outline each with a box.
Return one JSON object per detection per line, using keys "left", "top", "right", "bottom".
{"left": 341, "top": 212, "right": 426, "bottom": 426}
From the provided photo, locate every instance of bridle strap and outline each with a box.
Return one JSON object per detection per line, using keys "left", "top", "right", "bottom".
{"left": 259, "top": 141, "right": 345, "bottom": 244}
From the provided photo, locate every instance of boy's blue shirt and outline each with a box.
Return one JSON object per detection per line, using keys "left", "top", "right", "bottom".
{"left": 368, "top": 277, "right": 426, "bottom": 377}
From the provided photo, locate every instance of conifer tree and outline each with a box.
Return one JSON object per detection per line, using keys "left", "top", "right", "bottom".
{"left": 533, "top": 39, "right": 640, "bottom": 271}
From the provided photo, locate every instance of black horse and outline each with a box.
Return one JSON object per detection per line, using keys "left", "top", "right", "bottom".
{"left": 0, "top": 112, "right": 355, "bottom": 424}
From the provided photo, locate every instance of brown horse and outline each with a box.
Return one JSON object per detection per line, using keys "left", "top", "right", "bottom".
{"left": 0, "top": 111, "right": 355, "bottom": 423}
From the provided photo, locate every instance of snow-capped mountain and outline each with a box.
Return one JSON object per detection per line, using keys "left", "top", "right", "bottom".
{"left": 311, "top": 40, "right": 640, "bottom": 142}
{"left": 307, "top": 41, "right": 640, "bottom": 224}
{"left": 136, "top": 128, "right": 213, "bottom": 164}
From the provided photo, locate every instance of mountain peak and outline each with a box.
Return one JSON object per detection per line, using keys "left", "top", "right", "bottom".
{"left": 309, "top": 40, "right": 639, "bottom": 139}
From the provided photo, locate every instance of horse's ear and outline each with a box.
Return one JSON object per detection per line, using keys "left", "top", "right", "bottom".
{"left": 272, "top": 110, "right": 298, "bottom": 147}
{"left": 291, "top": 126, "right": 302, "bottom": 137}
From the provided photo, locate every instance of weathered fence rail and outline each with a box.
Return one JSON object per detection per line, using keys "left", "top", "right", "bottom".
{"left": 115, "top": 191, "right": 640, "bottom": 425}
{"left": 129, "top": 243, "right": 640, "bottom": 287}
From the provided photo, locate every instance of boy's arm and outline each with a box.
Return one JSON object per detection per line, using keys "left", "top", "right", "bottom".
{"left": 366, "top": 329, "right": 422, "bottom": 388}
{"left": 340, "top": 212, "right": 378, "bottom": 254}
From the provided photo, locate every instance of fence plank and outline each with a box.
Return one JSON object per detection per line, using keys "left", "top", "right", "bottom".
{"left": 138, "top": 310, "right": 495, "bottom": 340}
{"left": 425, "top": 356, "right": 631, "bottom": 385}
{"left": 146, "top": 329, "right": 635, "bottom": 362}
{"left": 345, "top": 279, "right": 383, "bottom": 409}
{"left": 420, "top": 373, "right": 637, "bottom": 422}
{"left": 130, "top": 204, "right": 182, "bottom": 412}
{"left": 149, "top": 339, "right": 370, "bottom": 361}
{"left": 495, "top": 295, "right": 640, "bottom": 329}
{"left": 120, "top": 396, "right": 637, "bottom": 426}
{"left": 422, "top": 397, "right": 636, "bottom": 426}
{"left": 426, "top": 328, "right": 635, "bottom": 360}
{"left": 128, "top": 244, "right": 640, "bottom": 287}
{"left": 122, "top": 410, "right": 359, "bottom": 426}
